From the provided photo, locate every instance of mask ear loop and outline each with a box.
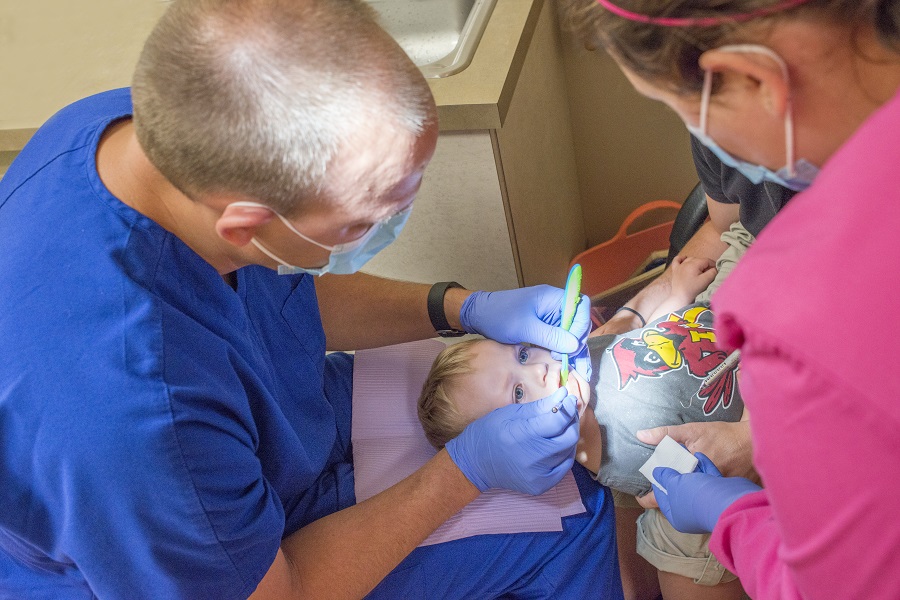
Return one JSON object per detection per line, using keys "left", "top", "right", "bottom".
{"left": 228, "top": 201, "right": 329, "bottom": 270}
{"left": 229, "top": 200, "right": 342, "bottom": 253}
{"left": 273, "top": 207, "right": 398, "bottom": 255}
{"left": 782, "top": 82, "right": 796, "bottom": 176}
{"left": 271, "top": 212, "right": 338, "bottom": 253}
{"left": 699, "top": 68, "right": 713, "bottom": 134}
{"left": 248, "top": 237, "right": 293, "bottom": 269}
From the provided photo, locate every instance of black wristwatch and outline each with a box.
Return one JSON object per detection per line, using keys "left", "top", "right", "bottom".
{"left": 427, "top": 281, "right": 467, "bottom": 337}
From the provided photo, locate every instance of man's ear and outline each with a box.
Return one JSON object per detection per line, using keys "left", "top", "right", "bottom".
{"left": 699, "top": 49, "right": 790, "bottom": 119}
{"left": 215, "top": 203, "right": 274, "bottom": 247}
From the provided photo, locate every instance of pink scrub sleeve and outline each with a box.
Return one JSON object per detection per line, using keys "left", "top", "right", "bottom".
{"left": 710, "top": 334, "right": 900, "bottom": 599}
{"left": 708, "top": 85, "right": 900, "bottom": 599}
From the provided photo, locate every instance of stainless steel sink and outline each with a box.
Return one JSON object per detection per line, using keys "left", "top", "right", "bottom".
{"left": 366, "top": 0, "right": 498, "bottom": 78}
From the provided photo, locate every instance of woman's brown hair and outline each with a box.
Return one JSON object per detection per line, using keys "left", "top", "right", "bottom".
{"left": 557, "top": 0, "right": 900, "bottom": 95}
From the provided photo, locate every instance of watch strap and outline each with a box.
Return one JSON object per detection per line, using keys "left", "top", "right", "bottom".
{"left": 427, "top": 281, "right": 466, "bottom": 337}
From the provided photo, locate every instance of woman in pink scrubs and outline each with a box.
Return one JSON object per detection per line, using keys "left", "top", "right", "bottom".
{"left": 559, "top": 1, "right": 900, "bottom": 598}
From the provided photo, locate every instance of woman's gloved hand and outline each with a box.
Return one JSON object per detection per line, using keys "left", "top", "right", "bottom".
{"left": 446, "top": 388, "right": 579, "bottom": 496}
{"left": 653, "top": 452, "right": 762, "bottom": 534}
{"left": 459, "top": 285, "right": 593, "bottom": 381}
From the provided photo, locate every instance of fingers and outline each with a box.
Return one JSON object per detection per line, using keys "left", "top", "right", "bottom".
{"left": 695, "top": 452, "right": 723, "bottom": 476}
{"left": 636, "top": 425, "right": 672, "bottom": 445}
{"left": 551, "top": 344, "right": 592, "bottom": 382}
{"left": 637, "top": 422, "right": 696, "bottom": 446}
{"left": 684, "top": 256, "right": 716, "bottom": 271}
{"left": 527, "top": 391, "right": 579, "bottom": 439}
{"left": 532, "top": 290, "right": 590, "bottom": 354}
{"left": 534, "top": 323, "right": 580, "bottom": 355}
{"left": 528, "top": 387, "right": 568, "bottom": 415}
{"left": 572, "top": 340, "right": 592, "bottom": 380}
{"left": 650, "top": 481, "right": 671, "bottom": 520}
{"left": 678, "top": 256, "right": 716, "bottom": 271}
{"left": 542, "top": 455, "right": 577, "bottom": 491}
{"left": 572, "top": 352, "right": 592, "bottom": 384}
{"left": 653, "top": 466, "right": 680, "bottom": 492}
{"left": 636, "top": 490, "right": 659, "bottom": 509}
{"left": 697, "top": 266, "right": 718, "bottom": 287}
{"left": 570, "top": 293, "right": 592, "bottom": 338}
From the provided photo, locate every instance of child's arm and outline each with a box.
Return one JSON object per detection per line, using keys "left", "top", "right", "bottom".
{"left": 644, "top": 256, "right": 718, "bottom": 323}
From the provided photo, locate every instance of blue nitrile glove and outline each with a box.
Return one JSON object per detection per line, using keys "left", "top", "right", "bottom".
{"left": 555, "top": 343, "right": 591, "bottom": 386}
{"left": 446, "top": 388, "right": 579, "bottom": 496}
{"left": 459, "top": 286, "right": 593, "bottom": 381}
{"left": 653, "top": 452, "right": 762, "bottom": 534}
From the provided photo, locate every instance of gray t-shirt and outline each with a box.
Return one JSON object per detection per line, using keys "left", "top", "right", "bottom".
{"left": 589, "top": 303, "right": 743, "bottom": 496}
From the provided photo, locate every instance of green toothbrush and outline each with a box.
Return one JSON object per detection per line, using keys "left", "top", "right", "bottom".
{"left": 559, "top": 263, "right": 583, "bottom": 387}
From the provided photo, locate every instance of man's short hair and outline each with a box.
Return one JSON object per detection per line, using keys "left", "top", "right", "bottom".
{"left": 132, "top": 0, "right": 434, "bottom": 214}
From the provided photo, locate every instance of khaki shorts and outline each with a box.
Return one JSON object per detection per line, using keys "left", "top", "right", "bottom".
{"left": 612, "top": 490, "right": 737, "bottom": 586}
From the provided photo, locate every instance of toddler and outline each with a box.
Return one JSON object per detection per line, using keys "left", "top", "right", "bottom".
{"left": 418, "top": 255, "right": 747, "bottom": 598}
{"left": 418, "top": 256, "right": 743, "bottom": 497}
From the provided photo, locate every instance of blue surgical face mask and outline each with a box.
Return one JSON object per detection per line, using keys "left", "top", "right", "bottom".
{"left": 686, "top": 44, "right": 819, "bottom": 192}
{"left": 230, "top": 201, "right": 412, "bottom": 276}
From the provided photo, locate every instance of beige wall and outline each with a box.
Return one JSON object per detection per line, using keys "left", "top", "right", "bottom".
{"left": 2, "top": 1, "right": 701, "bottom": 257}
{"left": 361, "top": 130, "right": 520, "bottom": 292}
{"left": 0, "top": 152, "right": 15, "bottom": 177}
{"left": 0, "top": 1, "right": 169, "bottom": 177}
{"left": 0, "top": 1, "right": 167, "bottom": 133}
{"left": 491, "top": 0, "right": 584, "bottom": 288}
{"left": 559, "top": 28, "right": 701, "bottom": 247}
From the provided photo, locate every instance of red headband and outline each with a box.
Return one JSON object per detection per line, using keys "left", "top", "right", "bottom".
{"left": 595, "top": 0, "right": 815, "bottom": 27}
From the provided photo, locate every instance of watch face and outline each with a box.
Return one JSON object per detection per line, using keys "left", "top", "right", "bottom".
{"left": 438, "top": 329, "right": 466, "bottom": 338}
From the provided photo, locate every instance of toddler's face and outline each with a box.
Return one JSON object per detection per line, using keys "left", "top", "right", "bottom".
{"left": 452, "top": 340, "right": 589, "bottom": 423}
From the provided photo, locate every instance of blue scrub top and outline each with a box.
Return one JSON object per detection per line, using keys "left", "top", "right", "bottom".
{"left": 0, "top": 89, "right": 354, "bottom": 598}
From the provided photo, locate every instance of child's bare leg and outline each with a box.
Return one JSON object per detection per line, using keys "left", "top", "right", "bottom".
{"left": 615, "top": 502, "right": 660, "bottom": 600}
{"left": 658, "top": 570, "right": 745, "bottom": 600}
{"left": 636, "top": 508, "right": 746, "bottom": 599}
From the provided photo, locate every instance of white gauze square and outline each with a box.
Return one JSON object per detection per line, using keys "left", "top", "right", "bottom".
{"left": 639, "top": 435, "right": 699, "bottom": 494}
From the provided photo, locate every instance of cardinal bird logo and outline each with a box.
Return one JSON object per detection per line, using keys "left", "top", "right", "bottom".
{"left": 608, "top": 306, "right": 737, "bottom": 415}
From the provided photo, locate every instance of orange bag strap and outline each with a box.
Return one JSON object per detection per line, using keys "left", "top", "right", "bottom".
{"left": 612, "top": 200, "right": 682, "bottom": 241}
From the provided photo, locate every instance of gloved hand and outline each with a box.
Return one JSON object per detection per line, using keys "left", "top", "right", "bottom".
{"left": 446, "top": 388, "right": 579, "bottom": 495}
{"left": 459, "top": 285, "right": 593, "bottom": 381}
{"left": 653, "top": 452, "right": 762, "bottom": 534}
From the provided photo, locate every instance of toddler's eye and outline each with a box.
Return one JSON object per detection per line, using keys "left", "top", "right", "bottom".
{"left": 514, "top": 385, "right": 525, "bottom": 403}
{"left": 517, "top": 347, "right": 529, "bottom": 364}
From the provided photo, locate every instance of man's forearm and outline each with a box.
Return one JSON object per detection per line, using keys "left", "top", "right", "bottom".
{"left": 315, "top": 272, "right": 472, "bottom": 350}
{"left": 273, "top": 450, "right": 480, "bottom": 599}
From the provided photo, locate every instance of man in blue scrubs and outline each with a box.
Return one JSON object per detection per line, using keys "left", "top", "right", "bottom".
{"left": 0, "top": 1, "right": 620, "bottom": 598}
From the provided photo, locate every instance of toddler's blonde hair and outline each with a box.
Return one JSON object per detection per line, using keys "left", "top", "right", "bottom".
{"left": 417, "top": 339, "right": 484, "bottom": 449}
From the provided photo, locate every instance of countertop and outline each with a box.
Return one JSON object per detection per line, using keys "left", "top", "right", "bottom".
{"left": 429, "top": 0, "right": 543, "bottom": 131}
{"left": 0, "top": 0, "right": 543, "bottom": 154}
